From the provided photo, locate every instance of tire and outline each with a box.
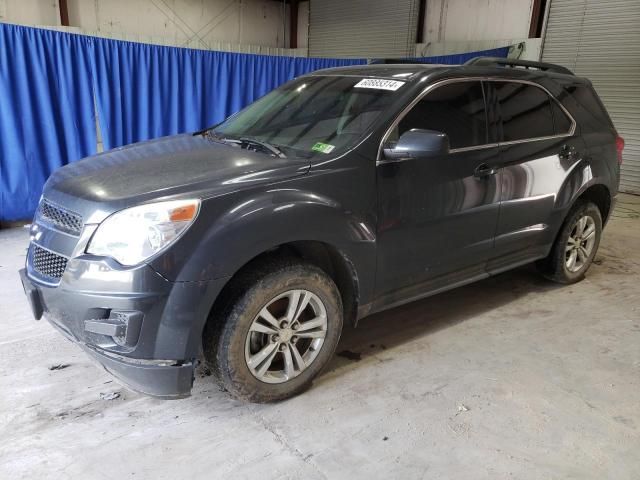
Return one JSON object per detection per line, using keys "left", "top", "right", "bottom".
{"left": 203, "top": 259, "right": 343, "bottom": 402}
{"left": 536, "top": 200, "right": 602, "bottom": 284}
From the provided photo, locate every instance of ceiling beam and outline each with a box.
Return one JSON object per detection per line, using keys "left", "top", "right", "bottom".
{"left": 59, "top": 0, "right": 70, "bottom": 26}
{"left": 416, "top": 0, "right": 426, "bottom": 43}
{"left": 290, "top": 0, "right": 298, "bottom": 48}
{"left": 529, "top": 0, "right": 547, "bottom": 38}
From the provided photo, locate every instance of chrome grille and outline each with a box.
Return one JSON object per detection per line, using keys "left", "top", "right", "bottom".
{"left": 38, "top": 200, "right": 83, "bottom": 235}
{"left": 31, "top": 245, "right": 68, "bottom": 279}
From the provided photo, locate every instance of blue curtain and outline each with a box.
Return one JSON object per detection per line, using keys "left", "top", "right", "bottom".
{"left": 90, "top": 39, "right": 365, "bottom": 150}
{"left": 0, "top": 22, "right": 509, "bottom": 221}
{"left": 0, "top": 24, "right": 96, "bottom": 221}
{"left": 88, "top": 42, "right": 507, "bottom": 150}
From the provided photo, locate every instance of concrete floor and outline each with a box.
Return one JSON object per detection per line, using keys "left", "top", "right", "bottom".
{"left": 1, "top": 195, "right": 639, "bottom": 480}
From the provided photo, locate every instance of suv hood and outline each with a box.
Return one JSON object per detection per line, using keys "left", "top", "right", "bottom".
{"left": 43, "top": 134, "right": 310, "bottom": 224}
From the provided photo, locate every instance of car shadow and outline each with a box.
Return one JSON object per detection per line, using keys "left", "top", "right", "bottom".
{"left": 320, "top": 264, "right": 565, "bottom": 380}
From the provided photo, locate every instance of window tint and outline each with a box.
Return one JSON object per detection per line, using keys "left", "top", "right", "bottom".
{"left": 551, "top": 100, "right": 572, "bottom": 134}
{"left": 495, "top": 82, "right": 554, "bottom": 141}
{"left": 396, "top": 81, "right": 487, "bottom": 149}
{"left": 216, "top": 76, "right": 399, "bottom": 157}
{"left": 562, "top": 84, "right": 614, "bottom": 132}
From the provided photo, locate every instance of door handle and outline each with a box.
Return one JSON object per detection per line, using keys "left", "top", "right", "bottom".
{"left": 559, "top": 144, "right": 576, "bottom": 160}
{"left": 474, "top": 163, "right": 497, "bottom": 178}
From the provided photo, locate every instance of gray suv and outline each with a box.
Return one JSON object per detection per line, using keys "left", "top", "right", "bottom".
{"left": 20, "top": 58, "right": 623, "bottom": 402}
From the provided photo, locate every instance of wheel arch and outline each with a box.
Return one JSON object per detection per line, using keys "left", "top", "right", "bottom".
{"left": 204, "top": 239, "right": 361, "bottom": 345}
{"left": 168, "top": 188, "right": 376, "bottom": 354}
{"left": 575, "top": 183, "right": 612, "bottom": 224}
{"left": 545, "top": 181, "right": 611, "bottom": 262}
{"left": 554, "top": 156, "right": 614, "bottom": 225}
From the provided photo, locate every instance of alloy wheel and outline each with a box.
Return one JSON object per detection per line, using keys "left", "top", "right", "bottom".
{"left": 244, "top": 289, "right": 328, "bottom": 384}
{"left": 565, "top": 214, "right": 597, "bottom": 273}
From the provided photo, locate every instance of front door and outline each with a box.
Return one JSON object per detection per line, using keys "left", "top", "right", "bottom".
{"left": 375, "top": 80, "right": 501, "bottom": 307}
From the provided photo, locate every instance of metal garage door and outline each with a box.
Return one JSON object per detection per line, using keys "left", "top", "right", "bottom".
{"left": 308, "top": 0, "right": 420, "bottom": 58}
{"left": 542, "top": 0, "right": 640, "bottom": 194}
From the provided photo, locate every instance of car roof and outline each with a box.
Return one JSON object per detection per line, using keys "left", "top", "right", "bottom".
{"left": 310, "top": 62, "right": 582, "bottom": 84}
{"left": 310, "top": 64, "right": 453, "bottom": 81}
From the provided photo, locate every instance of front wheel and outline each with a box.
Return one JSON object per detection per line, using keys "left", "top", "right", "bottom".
{"left": 204, "top": 261, "right": 343, "bottom": 402}
{"left": 537, "top": 200, "right": 603, "bottom": 284}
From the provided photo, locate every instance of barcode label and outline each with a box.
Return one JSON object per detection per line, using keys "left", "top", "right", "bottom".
{"left": 354, "top": 79, "right": 405, "bottom": 91}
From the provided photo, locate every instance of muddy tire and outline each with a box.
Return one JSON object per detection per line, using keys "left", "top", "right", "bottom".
{"left": 203, "top": 259, "right": 343, "bottom": 402}
{"left": 536, "top": 200, "right": 602, "bottom": 284}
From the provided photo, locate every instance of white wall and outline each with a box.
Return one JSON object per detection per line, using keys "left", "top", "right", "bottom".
{"left": 0, "top": 0, "right": 292, "bottom": 50}
{"left": 424, "top": 0, "right": 534, "bottom": 43}
{"left": 297, "top": 0, "right": 309, "bottom": 48}
{"left": 299, "top": 0, "right": 536, "bottom": 56}
{"left": 0, "top": 0, "right": 538, "bottom": 58}
{"left": 418, "top": 0, "right": 540, "bottom": 60}
{"left": 0, "top": 0, "right": 59, "bottom": 25}
{"left": 416, "top": 38, "right": 542, "bottom": 61}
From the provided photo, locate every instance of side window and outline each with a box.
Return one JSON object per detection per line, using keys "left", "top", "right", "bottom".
{"left": 562, "top": 84, "right": 614, "bottom": 132}
{"left": 495, "top": 82, "right": 555, "bottom": 141}
{"left": 550, "top": 100, "right": 572, "bottom": 134}
{"left": 396, "top": 81, "right": 487, "bottom": 149}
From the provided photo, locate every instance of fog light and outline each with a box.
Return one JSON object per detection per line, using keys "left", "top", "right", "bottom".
{"left": 84, "top": 310, "right": 143, "bottom": 347}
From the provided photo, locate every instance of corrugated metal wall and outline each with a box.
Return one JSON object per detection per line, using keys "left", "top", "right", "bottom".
{"left": 542, "top": 0, "right": 640, "bottom": 194}
{"left": 308, "top": 0, "right": 420, "bottom": 58}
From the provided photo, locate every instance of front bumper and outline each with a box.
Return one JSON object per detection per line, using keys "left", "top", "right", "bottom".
{"left": 80, "top": 344, "right": 195, "bottom": 399}
{"left": 20, "top": 262, "right": 228, "bottom": 399}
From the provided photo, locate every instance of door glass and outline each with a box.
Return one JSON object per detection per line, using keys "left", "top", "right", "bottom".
{"left": 396, "top": 81, "right": 488, "bottom": 149}
{"left": 550, "top": 100, "right": 572, "bottom": 134}
{"left": 495, "top": 82, "right": 555, "bottom": 141}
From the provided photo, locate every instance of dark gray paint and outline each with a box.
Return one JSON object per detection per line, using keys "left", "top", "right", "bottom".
{"left": 20, "top": 63, "right": 620, "bottom": 397}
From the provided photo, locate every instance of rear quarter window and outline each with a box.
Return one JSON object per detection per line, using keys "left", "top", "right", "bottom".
{"left": 557, "top": 84, "right": 615, "bottom": 133}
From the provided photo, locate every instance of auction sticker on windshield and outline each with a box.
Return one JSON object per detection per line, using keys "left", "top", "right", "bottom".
{"left": 312, "top": 142, "right": 336, "bottom": 154}
{"left": 354, "top": 79, "right": 405, "bottom": 91}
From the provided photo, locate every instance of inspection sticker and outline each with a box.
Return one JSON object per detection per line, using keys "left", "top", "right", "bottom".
{"left": 312, "top": 142, "right": 336, "bottom": 154}
{"left": 354, "top": 78, "right": 405, "bottom": 91}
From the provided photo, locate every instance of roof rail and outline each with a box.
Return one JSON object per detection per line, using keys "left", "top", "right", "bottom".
{"left": 368, "top": 58, "right": 428, "bottom": 64}
{"left": 464, "top": 57, "right": 574, "bottom": 76}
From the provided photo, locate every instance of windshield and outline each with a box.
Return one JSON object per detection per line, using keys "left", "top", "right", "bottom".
{"left": 210, "top": 76, "right": 405, "bottom": 158}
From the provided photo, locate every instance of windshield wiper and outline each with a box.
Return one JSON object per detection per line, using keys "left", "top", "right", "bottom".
{"left": 202, "top": 130, "right": 286, "bottom": 158}
{"left": 237, "top": 137, "right": 286, "bottom": 158}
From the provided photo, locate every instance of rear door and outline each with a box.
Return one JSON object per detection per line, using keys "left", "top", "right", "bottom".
{"left": 487, "top": 80, "right": 585, "bottom": 273}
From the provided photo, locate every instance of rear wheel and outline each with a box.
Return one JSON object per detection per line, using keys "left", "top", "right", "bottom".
{"left": 204, "top": 261, "right": 343, "bottom": 402}
{"left": 537, "top": 201, "right": 602, "bottom": 284}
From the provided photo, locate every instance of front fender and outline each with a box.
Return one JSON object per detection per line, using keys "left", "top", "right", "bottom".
{"left": 153, "top": 188, "right": 377, "bottom": 304}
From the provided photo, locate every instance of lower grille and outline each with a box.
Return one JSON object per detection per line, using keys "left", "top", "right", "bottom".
{"left": 32, "top": 244, "right": 68, "bottom": 280}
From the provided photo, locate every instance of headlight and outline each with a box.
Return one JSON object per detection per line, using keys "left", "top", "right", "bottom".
{"left": 86, "top": 199, "right": 200, "bottom": 266}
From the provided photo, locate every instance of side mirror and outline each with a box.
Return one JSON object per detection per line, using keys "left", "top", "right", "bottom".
{"left": 383, "top": 129, "right": 450, "bottom": 161}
